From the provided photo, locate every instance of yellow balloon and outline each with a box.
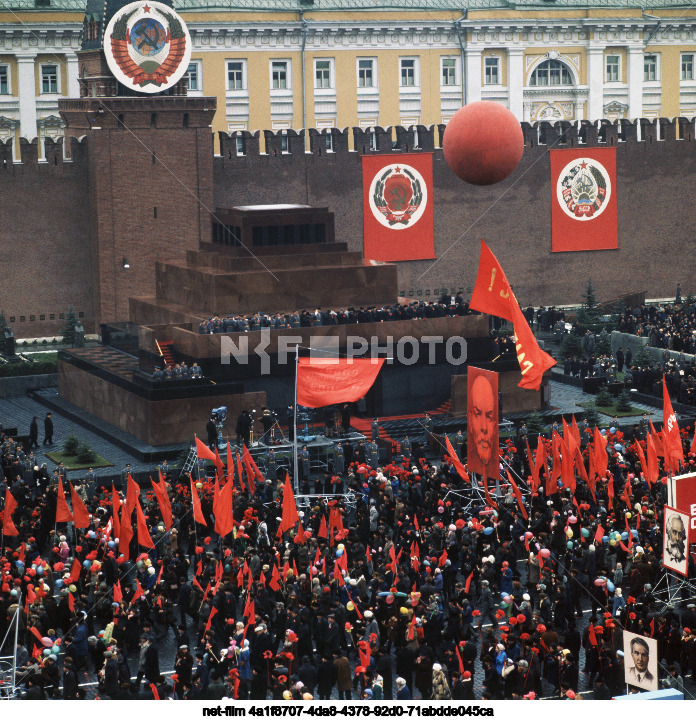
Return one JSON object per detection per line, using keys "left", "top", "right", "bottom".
{"left": 609, "top": 539, "right": 617, "bottom": 546}
{"left": 566, "top": 528, "right": 573, "bottom": 538}
{"left": 346, "top": 601, "right": 355, "bottom": 611}
{"left": 625, "top": 512, "right": 632, "bottom": 519}
{"left": 337, "top": 544, "right": 345, "bottom": 551}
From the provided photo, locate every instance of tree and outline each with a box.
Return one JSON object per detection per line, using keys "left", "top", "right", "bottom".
{"left": 576, "top": 278, "right": 601, "bottom": 330}
{"left": 596, "top": 386, "right": 614, "bottom": 407}
{"left": 526, "top": 409, "right": 545, "bottom": 435}
{"left": 61, "top": 307, "right": 79, "bottom": 347}
{"left": 584, "top": 402, "right": 602, "bottom": 429}
{"left": 595, "top": 334, "right": 612, "bottom": 358}
{"left": 76, "top": 442, "right": 96, "bottom": 464}
{"left": 63, "top": 434, "right": 80, "bottom": 456}
{"left": 632, "top": 346, "right": 654, "bottom": 368}
{"left": 560, "top": 333, "right": 584, "bottom": 360}
{"left": 615, "top": 390, "right": 633, "bottom": 413}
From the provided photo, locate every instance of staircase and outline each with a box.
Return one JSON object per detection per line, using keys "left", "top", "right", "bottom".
{"left": 158, "top": 340, "right": 185, "bottom": 367}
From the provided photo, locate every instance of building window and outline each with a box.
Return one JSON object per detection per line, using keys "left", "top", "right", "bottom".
{"left": 41, "top": 64, "right": 58, "bottom": 94}
{"left": 484, "top": 57, "right": 499, "bottom": 85}
{"left": 369, "top": 130, "right": 377, "bottom": 151}
{"left": 400, "top": 58, "right": 416, "bottom": 87}
{"left": 227, "top": 61, "right": 245, "bottom": 90}
{"left": 644, "top": 54, "right": 658, "bottom": 82}
{"left": 271, "top": 60, "right": 289, "bottom": 90}
{"left": 0, "top": 66, "right": 8, "bottom": 95}
{"left": 236, "top": 136, "right": 245, "bottom": 155}
{"left": 280, "top": 132, "right": 289, "bottom": 153}
{"left": 315, "top": 59, "right": 332, "bottom": 89}
{"left": 682, "top": 54, "right": 694, "bottom": 80}
{"left": 358, "top": 59, "right": 374, "bottom": 87}
{"left": 529, "top": 59, "right": 573, "bottom": 86}
{"left": 606, "top": 55, "right": 620, "bottom": 83}
{"left": 186, "top": 62, "right": 200, "bottom": 91}
{"left": 442, "top": 57, "right": 457, "bottom": 85}
{"left": 325, "top": 133, "right": 334, "bottom": 152}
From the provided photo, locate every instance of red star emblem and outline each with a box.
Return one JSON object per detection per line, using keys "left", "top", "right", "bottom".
{"left": 142, "top": 3, "right": 151, "bottom": 11}
{"left": 580, "top": 161, "right": 587, "bottom": 169}
{"left": 395, "top": 166, "right": 401, "bottom": 173}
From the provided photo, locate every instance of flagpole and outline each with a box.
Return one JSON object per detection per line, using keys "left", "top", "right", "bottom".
{"left": 293, "top": 345, "right": 300, "bottom": 496}
{"left": 11, "top": 590, "right": 20, "bottom": 697}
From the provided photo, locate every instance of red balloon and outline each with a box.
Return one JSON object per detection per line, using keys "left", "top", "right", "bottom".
{"left": 443, "top": 101, "right": 524, "bottom": 186}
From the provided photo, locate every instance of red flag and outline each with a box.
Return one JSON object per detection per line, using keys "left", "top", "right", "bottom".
{"left": 469, "top": 240, "right": 555, "bottom": 390}
{"left": 270, "top": 564, "right": 282, "bottom": 592}
{"left": 112, "top": 484, "right": 121, "bottom": 541}
{"left": 242, "top": 444, "right": 260, "bottom": 496}
{"left": 56, "top": 479, "right": 74, "bottom": 523}
{"left": 113, "top": 581, "right": 123, "bottom": 604}
{"left": 135, "top": 499, "right": 155, "bottom": 548}
{"left": 278, "top": 474, "right": 300, "bottom": 534}
{"left": 317, "top": 515, "right": 327, "bottom": 539}
{"left": 650, "top": 418, "right": 664, "bottom": 456}
{"left": 1, "top": 489, "right": 19, "bottom": 536}
{"left": 663, "top": 376, "right": 684, "bottom": 474}
{"left": 549, "top": 148, "right": 618, "bottom": 253}
{"left": 119, "top": 500, "right": 134, "bottom": 560}
{"left": 236, "top": 452, "right": 246, "bottom": 493}
{"left": 445, "top": 436, "right": 470, "bottom": 483}
{"left": 213, "top": 446, "right": 224, "bottom": 476}
{"left": 481, "top": 474, "right": 497, "bottom": 510}
{"left": 588, "top": 623, "right": 598, "bottom": 647}
{"left": 152, "top": 473, "right": 173, "bottom": 531}
{"left": 68, "top": 558, "right": 81, "bottom": 583}
{"left": 560, "top": 436, "right": 576, "bottom": 496}
{"left": 204, "top": 606, "right": 218, "bottom": 636}
{"left": 526, "top": 440, "right": 539, "bottom": 495}
{"left": 195, "top": 436, "right": 216, "bottom": 462}
{"left": 69, "top": 483, "right": 91, "bottom": 529}
{"left": 190, "top": 479, "right": 207, "bottom": 526}
{"left": 226, "top": 442, "right": 235, "bottom": 488}
{"left": 215, "top": 479, "right": 235, "bottom": 538}
{"left": 125, "top": 475, "right": 140, "bottom": 514}
{"left": 68, "top": 591, "right": 75, "bottom": 612}
{"left": 607, "top": 472, "right": 615, "bottom": 511}
{"left": 647, "top": 433, "right": 659, "bottom": 484}
{"left": 297, "top": 357, "right": 386, "bottom": 408}
{"left": 548, "top": 432, "right": 560, "bottom": 495}
{"left": 464, "top": 571, "right": 474, "bottom": 594}
{"left": 593, "top": 427, "right": 608, "bottom": 479}
{"left": 594, "top": 525, "right": 604, "bottom": 545}
{"left": 571, "top": 416, "right": 582, "bottom": 448}
{"left": 574, "top": 445, "right": 588, "bottom": 484}
{"left": 505, "top": 469, "right": 528, "bottom": 520}
{"left": 134, "top": 579, "right": 146, "bottom": 601}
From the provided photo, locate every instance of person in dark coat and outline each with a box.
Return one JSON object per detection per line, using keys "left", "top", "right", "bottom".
{"left": 62, "top": 656, "right": 79, "bottom": 699}
{"left": 376, "top": 648, "right": 394, "bottom": 700}
{"left": 29, "top": 417, "right": 39, "bottom": 450}
{"left": 317, "top": 654, "right": 337, "bottom": 700}
{"left": 102, "top": 649, "right": 121, "bottom": 699}
{"left": 42, "top": 412, "right": 53, "bottom": 446}
{"left": 395, "top": 677, "right": 412, "bottom": 700}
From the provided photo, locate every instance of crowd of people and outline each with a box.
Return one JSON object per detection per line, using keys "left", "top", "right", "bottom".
{"left": 618, "top": 297, "right": 696, "bottom": 354}
{"left": 0, "top": 405, "right": 695, "bottom": 703}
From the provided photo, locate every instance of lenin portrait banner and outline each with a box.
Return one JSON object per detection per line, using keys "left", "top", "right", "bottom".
{"left": 623, "top": 631, "right": 658, "bottom": 691}
{"left": 550, "top": 147, "right": 618, "bottom": 253}
{"left": 667, "top": 472, "right": 696, "bottom": 545}
{"left": 467, "top": 366, "right": 499, "bottom": 481}
{"left": 362, "top": 153, "right": 435, "bottom": 262}
{"left": 663, "top": 504, "right": 689, "bottom": 577}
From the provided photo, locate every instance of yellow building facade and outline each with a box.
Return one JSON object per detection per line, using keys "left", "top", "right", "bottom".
{"left": 3, "top": 0, "right": 696, "bottom": 154}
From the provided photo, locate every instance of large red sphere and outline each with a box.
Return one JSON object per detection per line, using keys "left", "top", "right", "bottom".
{"left": 443, "top": 101, "right": 524, "bottom": 186}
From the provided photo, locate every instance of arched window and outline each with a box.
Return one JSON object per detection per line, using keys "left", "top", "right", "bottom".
{"left": 530, "top": 59, "right": 573, "bottom": 87}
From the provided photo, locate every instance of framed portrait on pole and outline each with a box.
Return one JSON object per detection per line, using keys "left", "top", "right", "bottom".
{"left": 466, "top": 366, "right": 499, "bottom": 481}
{"left": 623, "top": 631, "right": 658, "bottom": 691}
{"left": 663, "top": 505, "right": 689, "bottom": 577}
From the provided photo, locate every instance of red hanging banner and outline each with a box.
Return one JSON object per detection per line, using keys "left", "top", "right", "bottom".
{"left": 297, "top": 357, "right": 385, "bottom": 409}
{"left": 550, "top": 148, "right": 618, "bottom": 253}
{"left": 362, "top": 152, "right": 435, "bottom": 262}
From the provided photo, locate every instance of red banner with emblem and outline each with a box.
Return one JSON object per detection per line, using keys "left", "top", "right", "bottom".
{"left": 362, "top": 153, "right": 435, "bottom": 262}
{"left": 550, "top": 148, "right": 618, "bottom": 253}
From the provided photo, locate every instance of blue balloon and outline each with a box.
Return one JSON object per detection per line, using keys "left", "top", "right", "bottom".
{"left": 631, "top": 530, "right": 639, "bottom": 538}
{"left": 36, "top": 566, "right": 44, "bottom": 576}
{"left": 620, "top": 531, "right": 629, "bottom": 541}
{"left": 55, "top": 579, "right": 64, "bottom": 589}
{"left": 607, "top": 580, "right": 615, "bottom": 593}
{"left": 335, "top": 549, "right": 343, "bottom": 557}
{"left": 610, "top": 427, "right": 617, "bottom": 435}
{"left": 83, "top": 560, "right": 92, "bottom": 569}
{"left": 108, "top": 541, "right": 115, "bottom": 548}
{"left": 16, "top": 561, "right": 24, "bottom": 569}
{"left": 483, "top": 527, "right": 495, "bottom": 535}
{"left": 602, "top": 536, "right": 609, "bottom": 543}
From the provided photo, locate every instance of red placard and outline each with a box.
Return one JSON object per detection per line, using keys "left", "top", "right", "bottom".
{"left": 550, "top": 148, "right": 618, "bottom": 253}
{"left": 467, "top": 366, "right": 499, "bottom": 481}
{"left": 362, "top": 153, "right": 435, "bottom": 262}
{"left": 663, "top": 504, "right": 689, "bottom": 577}
{"left": 668, "top": 472, "right": 696, "bottom": 544}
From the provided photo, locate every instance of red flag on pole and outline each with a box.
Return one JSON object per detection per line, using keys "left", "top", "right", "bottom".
{"left": 236, "top": 452, "right": 246, "bottom": 493}
{"left": 534, "top": 435, "right": 546, "bottom": 488}
{"left": 269, "top": 564, "right": 282, "bottom": 592}
{"left": 204, "top": 606, "right": 218, "bottom": 636}
{"left": 317, "top": 515, "right": 327, "bottom": 539}
{"left": 112, "top": 484, "right": 121, "bottom": 540}
{"left": 464, "top": 571, "right": 474, "bottom": 594}
{"left": 190, "top": 479, "right": 207, "bottom": 526}
{"left": 134, "top": 579, "right": 146, "bottom": 602}
{"left": 195, "top": 436, "right": 216, "bottom": 462}
{"left": 445, "top": 435, "right": 470, "bottom": 483}
{"left": 593, "top": 427, "right": 608, "bottom": 479}
{"left": 213, "top": 446, "right": 224, "bottom": 476}
{"left": 505, "top": 469, "right": 528, "bottom": 520}
{"left": 226, "top": 442, "right": 235, "bottom": 488}
{"left": 297, "top": 357, "right": 386, "bottom": 408}
{"left": 69, "top": 483, "right": 91, "bottom": 529}
{"left": 113, "top": 581, "right": 123, "bottom": 604}
{"left": 647, "top": 433, "right": 659, "bottom": 484}
{"left": 242, "top": 444, "right": 258, "bottom": 496}
{"left": 481, "top": 474, "right": 497, "bottom": 510}
{"left": 650, "top": 418, "right": 664, "bottom": 456}
{"left": 152, "top": 472, "right": 173, "bottom": 530}
{"left": 135, "top": 499, "right": 155, "bottom": 548}
{"left": 526, "top": 440, "right": 539, "bottom": 496}
{"left": 594, "top": 525, "right": 604, "bottom": 545}
{"left": 68, "top": 558, "right": 81, "bottom": 583}
{"left": 278, "top": 474, "right": 300, "bottom": 535}
{"left": 119, "top": 501, "right": 134, "bottom": 560}
{"left": 1, "top": 489, "right": 19, "bottom": 536}
{"left": 214, "top": 478, "right": 235, "bottom": 538}
{"left": 663, "top": 376, "right": 684, "bottom": 474}
{"left": 56, "top": 478, "right": 74, "bottom": 523}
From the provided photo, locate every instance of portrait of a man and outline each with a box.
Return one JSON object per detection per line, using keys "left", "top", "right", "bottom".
{"left": 663, "top": 505, "right": 689, "bottom": 577}
{"left": 467, "top": 367, "right": 499, "bottom": 480}
{"left": 623, "top": 631, "right": 658, "bottom": 691}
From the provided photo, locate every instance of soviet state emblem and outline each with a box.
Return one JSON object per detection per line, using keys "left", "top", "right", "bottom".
{"left": 556, "top": 157, "right": 612, "bottom": 220}
{"left": 369, "top": 163, "right": 428, "bottom": 228}
{"left": 104, "top": 1, "right": 192, "bottom": 93}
